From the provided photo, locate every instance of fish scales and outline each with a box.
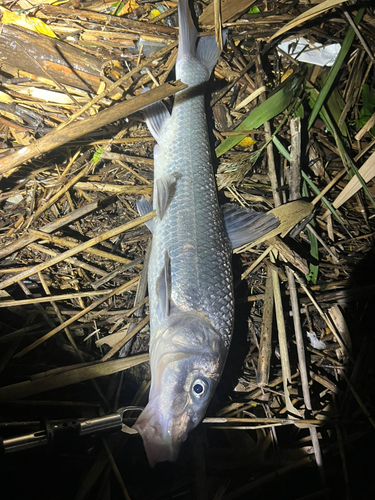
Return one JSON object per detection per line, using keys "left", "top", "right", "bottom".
{"left": 134, "top": 0, "right": 234, "bottom": 466}
{"left": 150, "top": 64, "right": 233, "bottom": 343}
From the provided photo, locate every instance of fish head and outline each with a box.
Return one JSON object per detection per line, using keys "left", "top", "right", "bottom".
{"left": 134, "top": 311, "right": 226, "bottom": 466}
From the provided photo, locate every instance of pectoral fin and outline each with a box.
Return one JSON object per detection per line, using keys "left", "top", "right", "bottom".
{"left": 136, "top": 197, "right": 155, "bottom": 232}
{"left": 156, "top": 251, "right": 172, "bottom": 320}
{"left": 142, "top": 89, "right": 170, "bottom": 142}
{"left": 155, "top": 174, "right": 180, "bottom": 220}
{"left": 223, "top": 204, "right": 280, "bottom": 249}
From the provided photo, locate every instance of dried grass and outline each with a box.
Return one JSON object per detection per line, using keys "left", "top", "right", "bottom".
{"left": 0, "top": 1, "right": 375, "bottom": 499}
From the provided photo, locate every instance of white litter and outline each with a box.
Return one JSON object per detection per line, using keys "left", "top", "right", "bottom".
{"left": 278, "top": 37, "right": 341, "bottom": 67}
{"left": 6, "top": 194, "right": 23, "bottom": 205}
{"left": 306, "top": 331, "right": 327, "bottom": 350}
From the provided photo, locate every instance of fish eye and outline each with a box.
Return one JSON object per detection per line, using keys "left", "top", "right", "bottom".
{"left": 192, "top": 379, "right": 207, "bottom": 398}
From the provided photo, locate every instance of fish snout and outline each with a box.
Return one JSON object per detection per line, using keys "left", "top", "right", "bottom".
{"left": 134, "top": 405, "right": 186, "bottom": 466}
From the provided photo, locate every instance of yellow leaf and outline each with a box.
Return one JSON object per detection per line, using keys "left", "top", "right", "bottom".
{"left": 0, "top": 91, "right": 14, "bottom": 104}
{"left": 0, "top": 6, "right": 57, "bottom": 38}
{"left": 118, "top": 0, "right": 139, "bottom": 16}
{"left": 29, "top": 17, "right": 58, "bottom": 38}
{"left": 281, "top": 69, "right": 294, "bottom": 83}
{"left": 238, "top": 137, "right": 256, "bottom": 147}
{"left": 97, "top": 81, "right": 106, "bottom": 95}
{"left": 150, "top": 9, "right": 161, "bottom": 19}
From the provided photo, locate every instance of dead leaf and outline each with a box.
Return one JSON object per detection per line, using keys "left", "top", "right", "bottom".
{"left": 333, "top": 150, "right": 375, "bottom": 208}
{"left": 270, "top": 0, "right": 346, "bottom": 41}
{"left": 0, "top": 6, "right": 57, "bottom": 38}
{"left": 96, "top": 329, "right": 127, "bottom": 348}
{"left": 117, "top": 0, "right": 139, "bottom": 16}
{"left": 11, "top": 129, "right": 33, "bottom": 146}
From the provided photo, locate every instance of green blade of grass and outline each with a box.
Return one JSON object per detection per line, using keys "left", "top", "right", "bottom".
{"left": 307, "top": 8, "right": 365, "bottom": 130}
{"left": 321, "top": 75, "right": 349, "bottom": 138}
{"left": 301, "top": 171, "right": 345, "bottom": 227}
{"left": 215, "top": 73, "right": 305, "bottom": 157}
{"left": 307, "top": 84, "right": 375, "bottom": 210}
{"left": 272, "top": 135, "right": 347, "bottom": 228}
{"left": 303, "top": 181, "right": 319, "bottom": 284}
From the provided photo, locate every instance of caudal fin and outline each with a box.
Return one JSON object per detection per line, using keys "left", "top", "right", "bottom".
{"left": 178, "top": 0, "right": 198, "bottom": 60}
{"left": 178, "top": 0, "right": 225, "bottom": 77}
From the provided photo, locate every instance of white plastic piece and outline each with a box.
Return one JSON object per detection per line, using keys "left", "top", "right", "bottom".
{"left": 306, "top": 331, "right": 327, "bottom": 350}
{"left": 278, "top": 37, "right": 341, "bottom": 67}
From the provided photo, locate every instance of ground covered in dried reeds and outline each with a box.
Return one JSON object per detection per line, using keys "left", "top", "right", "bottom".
{"left": 0, "top": 1, "right": 375, "bottom": 499}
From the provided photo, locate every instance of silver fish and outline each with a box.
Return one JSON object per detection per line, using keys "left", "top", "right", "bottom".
{"left": 134, "top": 0, "right": 278, "bottom": 466}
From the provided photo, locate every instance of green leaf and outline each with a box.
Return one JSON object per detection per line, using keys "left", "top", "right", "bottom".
{"left": 307, "top": 80, "right": 375, "bottom": 209}
{"left": 294, "top": 103, "right": 305, "bottom": 119}
{"left": 93, "top": 147, "right": 104, "bottom": 164}
{"left": 307, "top": 8, "right": 365, "bottom": 130}
{"left": 215, "top": 72, "right": 305, "bottom": 157}
{"left": 272, "top": 136, "right": 289, "bottom": 158}
{"left": 319, "top": 72, "right": 349, "bottom": 137}
{"left": 356, "top": 84, "right": 375, "bottom": 134}
{"left": 302, "top": 170, "right": 348, "bottom": 228}
{"left": 302, "top": 181, "right": 319, "bottom": 284}
{"left": 113, "top": 1, "right": 125, "bottom": 16}
{"left": 308, "top": 84, "right": 375, "bottom": 210}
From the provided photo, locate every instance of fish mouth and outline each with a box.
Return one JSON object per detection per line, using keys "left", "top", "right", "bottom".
{"left": 133, "top": 405, "right": 187, "bottom": 467}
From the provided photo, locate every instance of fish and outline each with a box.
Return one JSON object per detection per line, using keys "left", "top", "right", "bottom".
{"left": 133, "top": 0, "right": 279, "bottom": 466}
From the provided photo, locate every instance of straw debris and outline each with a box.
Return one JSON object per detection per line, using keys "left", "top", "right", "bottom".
{"left": 0, "top": 1, "right": 374, "bottom": 499}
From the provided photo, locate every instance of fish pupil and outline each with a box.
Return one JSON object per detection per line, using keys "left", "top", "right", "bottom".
{"left": 193, "top": 383, "right": 204, "bottom": 394}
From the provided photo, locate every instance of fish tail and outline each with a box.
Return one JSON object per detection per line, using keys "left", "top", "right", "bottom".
{"left": 178, "top": 0, "right": 223, "bottom": 78}
{"left": 178, "top": 0, "right": 198, "bottom": 60}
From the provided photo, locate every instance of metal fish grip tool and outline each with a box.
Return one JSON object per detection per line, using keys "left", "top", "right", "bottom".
{"left": 1, "top": 406, "right": 142, "bottom": 454}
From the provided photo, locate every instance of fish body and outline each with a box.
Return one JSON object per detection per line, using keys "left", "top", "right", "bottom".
{"left": 134, "top": 0, "right": 233, "bottom": 465}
